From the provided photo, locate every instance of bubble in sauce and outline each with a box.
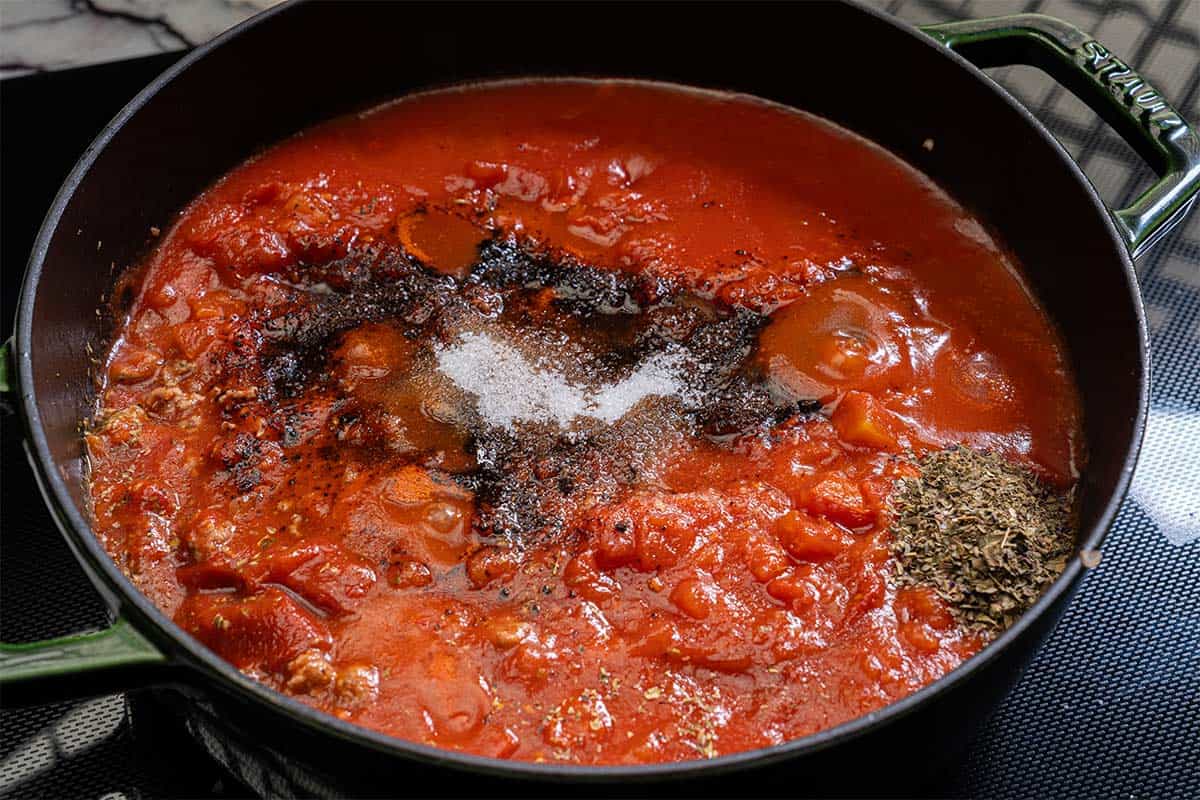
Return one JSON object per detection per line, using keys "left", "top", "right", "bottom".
{"left": 758, "top": 276, "right": 913, "bottom": 402}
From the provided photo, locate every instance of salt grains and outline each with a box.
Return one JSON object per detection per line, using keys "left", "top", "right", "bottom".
{"left": 435, "top": 330, "right": 693, "bottom": 430}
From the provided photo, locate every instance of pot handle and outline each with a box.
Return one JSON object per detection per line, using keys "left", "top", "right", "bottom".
{"left": 921, "top": 13, "right": 1200, "bottom": 259}
{"left": 0, "top": 338, "right": 171, "bottom": 705}
{"left": 0, "top": 617, "right": 169, "bottom": 706}
{"left": 0, "top": 337, "right": 13, "bottom": 415}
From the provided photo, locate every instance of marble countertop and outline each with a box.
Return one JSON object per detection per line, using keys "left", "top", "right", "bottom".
{"left": 0, "top": 0, "right": 281, "bottom": 79}
{"left": 4, "top": 0, "right": 1194, "bottom": 91}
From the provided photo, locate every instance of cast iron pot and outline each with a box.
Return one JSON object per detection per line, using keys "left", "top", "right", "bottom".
{"left": 2, "top": 1, "right": 1197, "bottom": 793}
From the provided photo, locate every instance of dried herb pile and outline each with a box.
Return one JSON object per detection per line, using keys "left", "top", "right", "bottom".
{"left": 889, "top": 446, "right": 1074, "bottom": 635}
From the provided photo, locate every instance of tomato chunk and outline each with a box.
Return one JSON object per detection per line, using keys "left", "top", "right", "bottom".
{"left": 775, "top": 511, "right": 854, "bottom": 562}
{"left": 832, "top": 390, "right": 901, "bottom": 451}
{"left": 177, "top": 587, "right": 333, "bottom": 672}
{"left": 797, "top": 473, "right": 876, "bottom": 528}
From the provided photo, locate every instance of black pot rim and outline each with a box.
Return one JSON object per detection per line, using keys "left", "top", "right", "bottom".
{"left": 12, "top": 0, "right": 1150, "bottom": 782}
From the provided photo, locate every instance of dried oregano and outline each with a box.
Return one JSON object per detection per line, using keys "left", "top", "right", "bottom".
{"left": 888, "top": 446, "right": 1074, "bottom": 635}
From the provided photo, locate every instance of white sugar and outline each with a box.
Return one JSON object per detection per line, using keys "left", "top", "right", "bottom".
{"left": 435, "top": 331, "right": 690, "bottom": 430}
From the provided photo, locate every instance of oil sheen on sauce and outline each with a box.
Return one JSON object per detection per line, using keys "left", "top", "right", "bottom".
{"left": 86, "top": 81, "right": 1082, "bottom": 764}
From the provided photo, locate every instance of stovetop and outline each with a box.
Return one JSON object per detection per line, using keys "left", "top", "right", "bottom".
{"left": 1, "top": 2, "right": 1197, "bottom": 797}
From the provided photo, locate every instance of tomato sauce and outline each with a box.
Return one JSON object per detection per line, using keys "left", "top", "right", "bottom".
{"left": 86, "top": 81, "right": 1081, "bottom": 764}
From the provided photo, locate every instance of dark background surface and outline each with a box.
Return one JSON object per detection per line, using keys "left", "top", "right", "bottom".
{"left": 2, "top": 1, "right": 1198, "bottom": 797}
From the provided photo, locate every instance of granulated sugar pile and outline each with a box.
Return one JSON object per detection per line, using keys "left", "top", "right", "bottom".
{"left": 435, "top": 330, "right": 695, "bottom": 430}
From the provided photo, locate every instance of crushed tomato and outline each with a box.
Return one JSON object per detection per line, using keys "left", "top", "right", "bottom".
{"left": 87, "top": 81, "right": 1081, "bottom": 764}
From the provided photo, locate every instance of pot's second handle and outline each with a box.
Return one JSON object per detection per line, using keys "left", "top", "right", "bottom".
{"left": 921, "top": 13, "right": 1200, "bottom": 259}
{"left": 0, "top": 617, "right": 169, "bottom": 706}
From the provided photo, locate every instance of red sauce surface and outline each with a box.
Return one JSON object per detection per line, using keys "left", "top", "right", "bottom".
{"left": 87, "top": 81, "right": 1081, "bottom": 764}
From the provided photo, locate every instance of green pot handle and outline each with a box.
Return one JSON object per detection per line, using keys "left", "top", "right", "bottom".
{"left": 0, "top": 338, "right": 170, "bottom": 706}
{"left": 0, "top": 617, "right": 169, "bottom": 706}
{"left": 0, "top": 337, "right": 13, "bottom": 414}
{"left": 921, "top": 13, "right": 1200, "bottom": 259}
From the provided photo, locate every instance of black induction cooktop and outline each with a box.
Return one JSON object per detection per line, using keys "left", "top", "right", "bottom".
{"left": 2, "top": 2, "right": 1198, "bottom": 796}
